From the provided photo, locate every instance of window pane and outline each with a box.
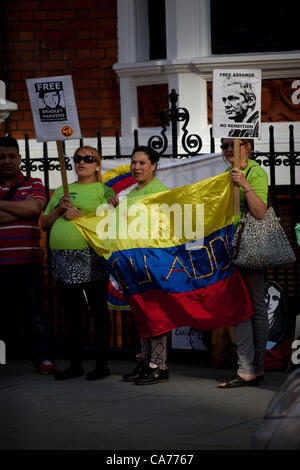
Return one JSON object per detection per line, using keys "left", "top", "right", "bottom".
{"left": 148, "top": 0, "right": 166, "bottom": 59}
{"left": 137, "top": 84, "right": 168, "bottom": 127}
{"left": 211, "top": 1, "right": 300, "bottom": 54}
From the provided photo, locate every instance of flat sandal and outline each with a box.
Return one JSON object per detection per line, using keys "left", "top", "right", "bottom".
{"left": 219, "top": 373, "right": 258, "bottom": 388}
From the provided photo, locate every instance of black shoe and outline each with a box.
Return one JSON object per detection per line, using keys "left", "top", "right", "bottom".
{"left": 123, "top": 361, "right": 146, "bottom": 382}
{"left": 54, "top": 365, "right": 84, "bottom": 380}
{"left": 86, "top": 365, "right": 110, "bottom": 381}
{"left": 135, "top": 366, "right": 169, "bottom": 385}
{"left": 218, "top": 373, "right": 258, "bottom": 388}
{"left": 256, "top": 373, "right": 265, "bottom": 383}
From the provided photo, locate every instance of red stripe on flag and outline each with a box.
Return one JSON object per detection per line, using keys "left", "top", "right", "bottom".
{"left": 129, "top": 269, "right": 253, "bottom": 339}
{"left": 108, "top": 281, "right": 127, "bottom": 301}
{"left": 111, "top": 176, "right": 135, "bottom": 194}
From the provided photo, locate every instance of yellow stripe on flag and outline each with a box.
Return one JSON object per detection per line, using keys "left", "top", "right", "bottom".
{"left": 72, "top": 172, "right": 233, "bottom": 259}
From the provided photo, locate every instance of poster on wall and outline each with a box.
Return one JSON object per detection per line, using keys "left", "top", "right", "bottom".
{"left": 212, "top": 69, "right": 262, "bottom": 139}
{"left": 26, "top": 75, "right": 81, "bottom": 142}
{"left": 172, "top": 327, "right": 207, "bottom": 350}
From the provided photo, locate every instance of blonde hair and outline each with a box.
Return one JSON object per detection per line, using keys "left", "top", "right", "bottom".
{"left": 74, "top": 145, "right": 102, "bottom": 182}
{"left": 239, "top": 139, "right": 254, "bottom": 157}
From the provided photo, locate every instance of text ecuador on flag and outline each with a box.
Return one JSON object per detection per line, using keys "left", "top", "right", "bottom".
{"left": 73, "top": 172, "right": 253, "bottom": 339}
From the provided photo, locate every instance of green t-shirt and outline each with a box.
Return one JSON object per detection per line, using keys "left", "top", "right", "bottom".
{"left": 226, "top": 159, "right": 269, "bottom": 226}
{"left": 44, "top": 182, "right": 115, "bottom": 250}
{"left": 127, "top": 176, "right": 167, "bottom": 198}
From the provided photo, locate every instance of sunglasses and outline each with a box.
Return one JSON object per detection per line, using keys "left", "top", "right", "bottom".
{"left": 220, "top": 142, "right": 245, "bottom": 150}
{"left": 73, "top": 154, "right": 97, "bottom": 164}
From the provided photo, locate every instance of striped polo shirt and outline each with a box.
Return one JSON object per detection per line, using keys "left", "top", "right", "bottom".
{"left": 0, "top": 171, "right": 46, "bottom": 265}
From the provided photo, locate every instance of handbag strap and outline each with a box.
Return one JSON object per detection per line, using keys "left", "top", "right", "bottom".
{"left": 243, "top": 164, "right": 272, "bottom": 211}
{"left": 245, "top": 166, "right": 252, "bottom": 179}
{"left": 1, "top": 177, "right": 28, "bottom": 201}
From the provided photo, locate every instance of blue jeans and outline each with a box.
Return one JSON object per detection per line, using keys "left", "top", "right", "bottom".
{"left": 0, "top": 262, "right": 53, "bottom": 367}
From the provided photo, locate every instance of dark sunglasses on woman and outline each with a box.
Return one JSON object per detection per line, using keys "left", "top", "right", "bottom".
{"left": 220, "top": 142, "right": 245, "bottom": 150}
{"left": 73, "top": 154, "right": 97, "bottom": 164}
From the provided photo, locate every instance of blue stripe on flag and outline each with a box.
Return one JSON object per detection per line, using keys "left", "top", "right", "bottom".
{"left": 106, "top": 224, "right": 234, "bottom": 297}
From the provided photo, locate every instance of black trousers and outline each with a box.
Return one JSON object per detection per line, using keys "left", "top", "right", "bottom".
{"left": 56, "top": 280, "right": 111, "bottom": 367}
{"left": 0, "top": 262, "right": 53, "bottom": 366}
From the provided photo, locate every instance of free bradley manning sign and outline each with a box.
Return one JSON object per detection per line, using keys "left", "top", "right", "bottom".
{"left": 26, "top": 75, "right": 82, "bottom": 142}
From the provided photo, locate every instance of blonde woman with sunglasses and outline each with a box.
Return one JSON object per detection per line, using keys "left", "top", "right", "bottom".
{"left": 42, "top": 146, "right": 115, "bottom": 381}
{"left": 219, "top": 138, "right": 269, "bottom": 388}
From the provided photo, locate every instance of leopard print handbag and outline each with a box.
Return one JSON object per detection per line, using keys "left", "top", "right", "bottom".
{"left": 232, "top": 206, "right": 296, "bottom": 270}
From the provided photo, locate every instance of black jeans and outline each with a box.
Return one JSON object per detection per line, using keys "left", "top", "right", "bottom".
{"left": 0, "top": 262, "right": 53, "bottom": 367}
{"left": 56, "top": 280, "right": 111, "bottom": 367}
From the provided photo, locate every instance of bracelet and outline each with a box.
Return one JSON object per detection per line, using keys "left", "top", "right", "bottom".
{"left": 244, "top": 187, "right": 253, "bottom": 193}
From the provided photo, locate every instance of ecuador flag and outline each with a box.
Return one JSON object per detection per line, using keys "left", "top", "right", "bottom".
{"left": 73, "top": 172, "right": 253, "bottom": 339}
{"left": 102, "top": 163, "right": 135, "bottom": 196}
{"left": 102, "top": 164, "right": 134, "bottom": 309}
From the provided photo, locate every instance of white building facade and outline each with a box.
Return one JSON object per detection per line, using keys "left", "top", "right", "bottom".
{"left": 113, "top": 0, "right": 300, "bottom": 156}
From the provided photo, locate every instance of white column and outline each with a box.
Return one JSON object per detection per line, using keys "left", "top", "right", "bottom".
{"left": 165, "top": 0, "right": 212, "bottom": 150}
{"left": 165, "top": 0, "right": 211, "bottom": 59}
{"left": 119, "top": 77, "right": 138, "bottom": 137}
{"left": 117, "top": 0, "right": 137, "bottom": 63}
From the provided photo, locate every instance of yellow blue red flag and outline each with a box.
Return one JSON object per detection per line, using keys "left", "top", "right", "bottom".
{"left": 73, "top": 171, "right": 253, "bottom": 339}
{"left": 102, "top": 163, "right": 135, "bottom": 195}
{"left": 102, "top": 164, "right": 134, "bottom": 309}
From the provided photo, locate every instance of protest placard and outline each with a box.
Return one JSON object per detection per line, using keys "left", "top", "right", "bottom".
{"left": 26, "top": 75, "right": 82, "bottom": 196}
{"left": 212, "top": 69, "right": 261, "bottom": 139}
{"left": 26, "top": 75, "right": 81, "bottom": 142}
{"left": 212, "top": 69, "right": 262, "bottom": 214}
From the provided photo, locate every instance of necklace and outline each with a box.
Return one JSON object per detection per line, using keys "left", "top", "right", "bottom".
{"left": 240, "top": 159, "right": 248, "bottom": 170}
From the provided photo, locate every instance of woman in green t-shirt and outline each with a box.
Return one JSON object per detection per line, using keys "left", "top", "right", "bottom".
{"left": 42, "top": 146, "right": 115, "bottom": 381}
{"left": 109, "top": 145, "right": 168, "bottom": 385}
{"left": 218, "top": 138, "right": 269, "bottom": 388}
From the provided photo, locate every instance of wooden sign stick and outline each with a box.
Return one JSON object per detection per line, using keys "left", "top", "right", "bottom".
{"left": 233, "top": 139, "right": 241, "bottom": 215}
{"left": 56, "top": 140, "right": 70, "bottom": 199}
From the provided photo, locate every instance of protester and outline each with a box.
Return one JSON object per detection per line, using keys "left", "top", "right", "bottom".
{"left": 42, "top": 146, "right": 114, "bottom": 380}
{"left": 219, "top": 138, "right": 269, "bottom": 388}
{"left": 109, "top": 145, "right": 169, "bottom": 385}
{"left": 0, "top": 135, "right": 56, "bottom": 374}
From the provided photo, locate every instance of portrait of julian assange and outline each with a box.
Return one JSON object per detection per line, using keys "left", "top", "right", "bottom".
{"left": 221, "top": 78, "right": 259, "bottom": 138}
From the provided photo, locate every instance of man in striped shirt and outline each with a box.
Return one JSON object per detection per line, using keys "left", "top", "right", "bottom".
{"left": 0, "top": 135, "right": 56, "bottom": 374}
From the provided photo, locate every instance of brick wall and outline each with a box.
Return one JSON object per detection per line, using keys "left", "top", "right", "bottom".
{"left": 0, "top": 0, "right": 120, "bottom": 140}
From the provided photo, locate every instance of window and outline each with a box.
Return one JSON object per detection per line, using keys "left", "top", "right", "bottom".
{"left": 211, "top": 1, "right": 300, "bottom": 54}
{"left": 148, "top": 0, "right": 166, "bottom": 59}
{"left": 137, "top": 84, "right": 168, "bottom": 127}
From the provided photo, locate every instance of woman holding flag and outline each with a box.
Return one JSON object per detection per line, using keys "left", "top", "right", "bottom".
{"left": 109, "top": 145, "right": 169, "bottom": 385}
{"left": 219, "top": 138, "right": 269, "bottom": 388}
{"left": 42, "top": 146, "right": 115, "bottom": 381}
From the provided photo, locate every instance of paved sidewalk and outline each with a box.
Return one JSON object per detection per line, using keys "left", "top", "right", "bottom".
{"left": 0, "top": 358, "right": 287, "bottom": 451}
